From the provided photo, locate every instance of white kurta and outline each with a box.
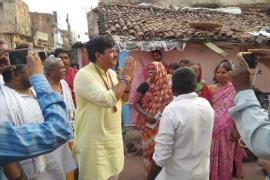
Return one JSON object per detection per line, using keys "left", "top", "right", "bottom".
{"left": 153, "top": 93, "right": 214, "bottom": 180}
{"left": 60, "top": 79, "right": 75, "bottom": 121}
{"left": 0, "top": 75, "right": 4, "bottom": 85}
{"left": 0, "top": 85, "right": 76, "bottom": 180}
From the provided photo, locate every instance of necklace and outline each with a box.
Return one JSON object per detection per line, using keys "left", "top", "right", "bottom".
{"left": 94, "top": 64, "right": 117, "bottom": 112}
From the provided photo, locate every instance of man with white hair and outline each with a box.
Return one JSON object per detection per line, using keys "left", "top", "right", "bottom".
{"left": 44, "top": 57, "right": 75, "bottom": 121}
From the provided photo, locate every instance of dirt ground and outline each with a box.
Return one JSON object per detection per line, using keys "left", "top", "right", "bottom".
{"left": 121, "top": 128, "right": 266, "bottom": 180}
{"left": 119, "top": 155, "right": 265, "bottom": 180}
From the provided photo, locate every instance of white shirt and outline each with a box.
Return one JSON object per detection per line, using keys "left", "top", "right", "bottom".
{"left": 153, "top": 92, "right": 214, "bottom": 180}
{"left": 229, "top": 89, "right": 270, "bottom": 160}
{"left": 0, "top": 75, "right": 4, "bottom": 85}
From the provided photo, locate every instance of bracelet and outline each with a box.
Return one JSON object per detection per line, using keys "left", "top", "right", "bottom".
{"left": 123, "top": 75, "right": 132, "bottom": 81}
{"left": 120, "top": 74, "right": 132, "bottom": 82}
{"left": 119, "top": 78, "right": 129, "bottom": 85}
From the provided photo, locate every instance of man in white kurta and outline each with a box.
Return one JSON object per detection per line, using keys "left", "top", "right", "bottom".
{"left": 43, "top": 57, "right": 75, "bottom": 122}
{"left": 148, "top": 67, "right": 214, "bottom": 180}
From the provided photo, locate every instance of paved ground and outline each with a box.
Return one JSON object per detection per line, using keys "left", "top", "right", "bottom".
{"left": 119, "top": 155, "right": 265, "bottom": 180}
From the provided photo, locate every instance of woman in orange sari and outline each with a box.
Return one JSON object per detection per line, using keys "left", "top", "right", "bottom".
{"left": 134, "top": 61, "right": 172, "bottom": 177}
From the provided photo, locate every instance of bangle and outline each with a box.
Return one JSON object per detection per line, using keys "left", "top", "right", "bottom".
{"left": 119, "top": 78, "right": 128, "bottom": 85}
{"left": 123, "top": 75, "right": 131, "bottom": 81}
{"left": 120, "top": 74, "right": 131, "bottom": 82}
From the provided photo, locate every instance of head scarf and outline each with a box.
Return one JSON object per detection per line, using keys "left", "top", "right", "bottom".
{"left": 141, "top": 62, "right": 172, "bottom": 123}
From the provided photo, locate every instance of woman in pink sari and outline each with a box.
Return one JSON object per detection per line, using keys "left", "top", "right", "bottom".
{"left": 210, "top": 60, "right": 245, "bottom": 180}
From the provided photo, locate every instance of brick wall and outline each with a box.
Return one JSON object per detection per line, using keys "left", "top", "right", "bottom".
{"left": 30, "top": 12, "right": 55, "bottom": 49}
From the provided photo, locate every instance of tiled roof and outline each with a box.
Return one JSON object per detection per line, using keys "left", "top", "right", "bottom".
{"left": 92, "top": 3, "right": 270, "bottom": 43}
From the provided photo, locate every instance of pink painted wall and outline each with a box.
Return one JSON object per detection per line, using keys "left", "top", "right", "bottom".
{"left": 128, "top": 43, "right": 270, "bottom": 126}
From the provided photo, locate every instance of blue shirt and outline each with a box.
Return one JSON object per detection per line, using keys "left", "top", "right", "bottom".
{"left": 229, "top": 89, "right": 270, "bottom": 160}
{"left": 0, "top": 74, "right": 72, "bottom": 165}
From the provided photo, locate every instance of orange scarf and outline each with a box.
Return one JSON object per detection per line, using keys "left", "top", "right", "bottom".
{"left": 140, "top": 62, "right": 172, "bottom": 128}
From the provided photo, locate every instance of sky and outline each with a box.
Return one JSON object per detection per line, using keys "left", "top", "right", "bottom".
{"left": 23, "top": 0, "right": 99, "bottom": 42}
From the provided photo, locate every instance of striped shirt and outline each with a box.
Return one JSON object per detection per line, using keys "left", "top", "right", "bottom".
{"left": 0, "top": 74, "right": 72, "bottom": 165}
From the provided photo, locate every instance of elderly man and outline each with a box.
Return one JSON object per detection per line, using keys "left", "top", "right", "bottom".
{"left": 44, "top": 57, "right": 75, "bottom": 121}
{"left": 0, "top": 47, "right": 74, "bottom": 179}
{"left": 54, "top": 48, "right": 78, "bottom": 103}
{"left": 147, "top": 67, "right": 214, "bottom": 180}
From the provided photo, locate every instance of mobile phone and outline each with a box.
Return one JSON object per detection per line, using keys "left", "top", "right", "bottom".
{"left": 8, "top": 48, "right": 28, "bottom": 65}
{"left": 38, "top": 51, "right": 47, "bottom": 61}
{"left": 146, "top": 112, "right": 162, "bottom": 129}
{"left": 239, "top": 52, "right": 257, "bottom": 69}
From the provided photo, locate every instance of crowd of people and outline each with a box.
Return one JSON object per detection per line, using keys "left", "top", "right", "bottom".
{"left": 134, "top": 51, "right": 246, "bottom": 179}
{"left": 0, "top": 42, "right": 78, "bottom": 179}
{"left": 0, "top": 35, "right": 270, "bottom": 180}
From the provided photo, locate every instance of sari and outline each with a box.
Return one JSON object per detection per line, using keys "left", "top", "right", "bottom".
{"left": 136, "top": 62, "right": 172, "bottom": 176}
{"left": 195, "top": 80, "right": 211, "bottom": 101}
{"left": 210, "top": 82, "right": 245, "bottom": 180}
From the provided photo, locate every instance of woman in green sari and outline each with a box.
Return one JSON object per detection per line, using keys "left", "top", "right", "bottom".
{"left": 190, "top": 62, "right": 211, "bottom": 101}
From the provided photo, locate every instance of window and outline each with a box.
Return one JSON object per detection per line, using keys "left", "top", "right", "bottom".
{"left": 46, "top": 17, "right": 50, "bottom": 23}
